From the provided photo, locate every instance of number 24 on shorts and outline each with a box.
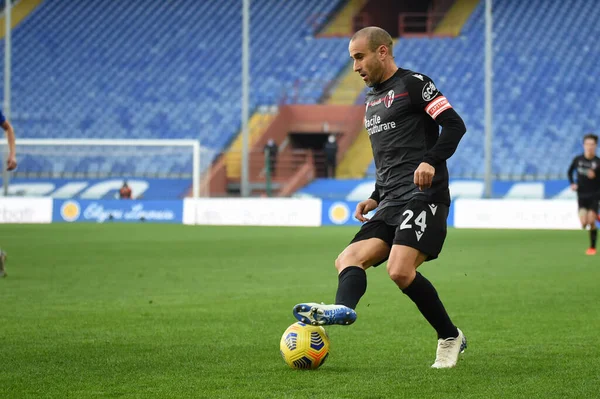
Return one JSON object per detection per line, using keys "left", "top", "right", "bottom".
{"left": 400, "top": 209, "right": 427, "bottom": 232}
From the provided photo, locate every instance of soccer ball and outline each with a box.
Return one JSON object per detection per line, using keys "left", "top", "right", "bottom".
{"left": 280, "top": 322, "right": 330, "bottom": 370}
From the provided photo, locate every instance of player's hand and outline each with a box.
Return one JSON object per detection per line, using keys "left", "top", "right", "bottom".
{"left": 354, "top": 199, "right": 378, "bottom": 223}
{"left": 6, "top": 154, "right": 16, "bottom": 171}
{"left": 588, "top": 169, "right": 596, "bottom": 179}
{"left": 570, "top": 184, "right": 578, "bottom": 191}
{"left": 414, "top": 162, "right": 435, "bottom": 191}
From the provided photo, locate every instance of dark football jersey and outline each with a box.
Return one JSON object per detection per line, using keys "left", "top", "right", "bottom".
{"left": 365, "top": 68, "right": 455, "bottom": 207}
{"left": 568, "top": 155, "right": 600, "bottom": 198}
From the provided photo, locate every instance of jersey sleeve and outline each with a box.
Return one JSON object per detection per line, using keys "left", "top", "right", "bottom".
{"left": 406, "top": 74, "right": 453, "bottom": 120}
{"left": 567, "top": 157, "right": 578, "bottom": 183}
{"left": 369, "top": 182, "right": 381, "bottom": 204}
{"left": 0, "top": 110, "right": 6, "bottom": 126}
{"left": 407, "top": 74, "right": 466, "bottom": 165}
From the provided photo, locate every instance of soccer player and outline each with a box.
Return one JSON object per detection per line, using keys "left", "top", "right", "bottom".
{"left": 568, "top": 133, "right": 600, "bottom": 255}
{"left": 293, "top": 27, "right": 467, "bottom": 368}
{"left": 0, "top": 108, "right": 17, "bottom": 278}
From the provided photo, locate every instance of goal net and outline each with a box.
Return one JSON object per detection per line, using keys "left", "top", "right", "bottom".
{"left": 0, "top": 139, "right": 215, "bottom": 198}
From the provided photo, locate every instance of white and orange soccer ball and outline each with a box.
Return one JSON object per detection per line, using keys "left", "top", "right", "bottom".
{"left": 280, "top": 322, "right": 330, "bottom": 370}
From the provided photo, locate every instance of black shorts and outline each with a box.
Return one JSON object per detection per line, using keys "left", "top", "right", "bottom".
{"left": 350, "top": 199, "right": 449, "bottom": 266}
{"left": 578, "top": 196, "right": 599, "bottom": 211}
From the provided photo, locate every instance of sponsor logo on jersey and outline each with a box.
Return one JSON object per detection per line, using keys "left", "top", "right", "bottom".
{"left": 366, "top": 92, "right": 408, "bottom": 109}
{"left": 422, "top": 81, "right": 438, "bottom": 101}
{"left": 365, "top": 114, "right": 397, "bottom": 136}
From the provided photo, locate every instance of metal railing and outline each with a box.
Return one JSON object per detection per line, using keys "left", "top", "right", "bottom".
{"left": 398, "top": 12, "right": 448, "bottom": 37}
{"left": 277, "top": 78, "right": 337, "bottom": 106}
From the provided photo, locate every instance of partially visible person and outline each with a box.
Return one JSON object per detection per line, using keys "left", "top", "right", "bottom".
{"left": 324, "top": 134, "right": 338, "bottom": 178}
{"left": 0, "top": 109, "right": 16, "bottom": 171}
{"left": 0, "top": 251, "right": 6, "bottom": 278}
{"left": 264, "top": 139, "right": 278, "bottom": 177}
{"left": 0, "top": 108, "right": 17, "bottom": 278}
{"left": 119, "top": 181, "right": 132, "bottom": 199}
{"left": 568, "top": 133, "right": 600, "bottom": 255}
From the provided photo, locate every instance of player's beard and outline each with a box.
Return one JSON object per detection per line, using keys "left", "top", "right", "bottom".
{"left": 365, "top": 60, "right": 383, "bottom": 87}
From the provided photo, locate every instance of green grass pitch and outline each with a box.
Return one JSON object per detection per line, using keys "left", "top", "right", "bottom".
{"left": 1, "top": 224, "right": 599, "bottom": 398}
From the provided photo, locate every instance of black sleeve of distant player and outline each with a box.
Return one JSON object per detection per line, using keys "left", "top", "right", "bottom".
{"left": 567, "top": 157, "right": 577, "bottom": 184}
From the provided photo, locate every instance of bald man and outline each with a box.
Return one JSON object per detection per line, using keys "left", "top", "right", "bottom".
{"left": 293, "top": 27, "right": 468, "bottom": 368}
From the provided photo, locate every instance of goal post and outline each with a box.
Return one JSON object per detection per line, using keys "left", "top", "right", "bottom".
{"left": 0, "top": 138, "right": 211, "bottom": 198}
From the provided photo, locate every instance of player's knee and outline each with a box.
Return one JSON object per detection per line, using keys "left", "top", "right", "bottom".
{"left": 334, "top": 253, "right": 344, "bottom": 272}
{"left": 386, "top": 264, "right": 415, "bottom": 289}
{"left": 585, "top": 218, "right": 594, "bottom": 228}
{"left": 335, "top": 249, "right": 364, "bottom": 273}
{"left": 335, "top": 252, "right": 353, "bottom": 272}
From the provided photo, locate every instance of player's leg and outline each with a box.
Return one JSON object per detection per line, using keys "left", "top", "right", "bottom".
{"left": 388, "top": 200, "right": 466, "bottom": 368}
{"left": 578, "top": 207, "right": 588, "bottom": 228}
{"left": 578, "top": 196, "right": 593, "bottom": 228}
{"left": 586, "top": 209, "right": 597, "bottom": 255}
{"left": 333, "top": 237, "right": 390, "bottom": 309}
{"left": 293, "top": 217, "right": 393, "bottom": 326}
{"left": 577, "top": 196, "right": 593, "bottom": 253}
{"left": 0, "top": 249, "right": 6, "bottom": 278}
{"left": 387, "top": 245, "right": 462, "bottom": 337}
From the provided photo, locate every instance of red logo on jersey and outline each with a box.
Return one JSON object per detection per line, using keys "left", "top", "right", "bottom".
{"left": 384, "top": 90, "right": 395, "bottom": 108}
{"left": 366, "top": 91, "right": 408, "bottom": 109}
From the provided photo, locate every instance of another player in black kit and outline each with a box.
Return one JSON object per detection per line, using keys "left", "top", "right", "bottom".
{"left": 568, "top": 133, "right": 600, "bottom": 255}
{"left": 293, "top": 27, "right": 467, "bottom": 368}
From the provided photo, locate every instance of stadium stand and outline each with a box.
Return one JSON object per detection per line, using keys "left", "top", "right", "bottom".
{"left": 2, "top": 0, "right": 349, "bottom": 176}
{"left": 4, "top": 0, "right": 598, "bottom": 182}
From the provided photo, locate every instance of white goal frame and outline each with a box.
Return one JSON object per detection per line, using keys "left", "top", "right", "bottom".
{"left": 1, "top": 138, "right": 202, "bottom": 198}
